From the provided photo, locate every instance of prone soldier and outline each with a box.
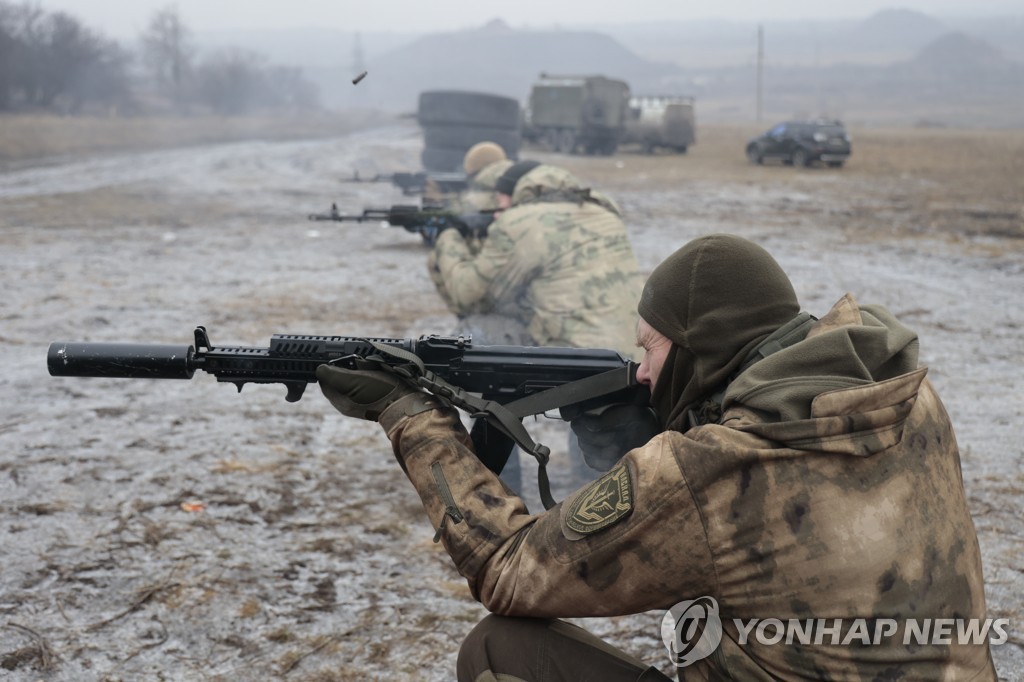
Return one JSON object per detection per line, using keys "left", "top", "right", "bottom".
{"left": 427, "top": 159, "right": 642, "bottom": 356}
{"left": 426, "top": 156, "right": 646, "bottom": 493}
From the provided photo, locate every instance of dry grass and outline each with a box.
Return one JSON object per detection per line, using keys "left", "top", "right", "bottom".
{"left": 2, "top": 115, "right": 1021, "bottom": 240}
{"left": 0, "top": 111, "right": 392, "bottom": 167}
{"left": 1, "top": 185, "right": 236, "bottom": 229}
{"left": 552, "top": 123, "right": 1024, "bottom": 239}
{"left": 565, "top": 123, "right": 1024, "bottom": 197}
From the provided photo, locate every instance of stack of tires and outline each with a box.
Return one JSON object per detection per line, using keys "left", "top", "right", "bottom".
{"left": 417, "top": 90, "right": 522, "bottom": 172}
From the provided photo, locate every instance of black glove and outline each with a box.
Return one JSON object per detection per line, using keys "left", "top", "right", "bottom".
{"left": 316, "top": 364, "right": 420, "bottom": 422}
{"left": 570, "top": 403, "right": 662, "bottom": 471}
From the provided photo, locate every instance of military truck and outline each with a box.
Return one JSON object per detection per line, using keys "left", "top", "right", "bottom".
{"left": 522, "top": 74, "right": 630, "bottom": 155}
{"left": 621, "top": 95, "right": 696, "bottom": 154}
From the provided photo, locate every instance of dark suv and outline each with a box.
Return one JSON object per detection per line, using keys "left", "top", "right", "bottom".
{"left": 746, "top": 120, "right": 852, "bottom": 168}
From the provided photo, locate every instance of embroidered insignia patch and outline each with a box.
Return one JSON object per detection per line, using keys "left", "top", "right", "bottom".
{"left": 566, "top": 464, "right": 634, "bottom": 534}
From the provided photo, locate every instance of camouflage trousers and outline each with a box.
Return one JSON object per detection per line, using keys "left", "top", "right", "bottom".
{"left": 456, "top": 615, "right": 674, "bottom": 682}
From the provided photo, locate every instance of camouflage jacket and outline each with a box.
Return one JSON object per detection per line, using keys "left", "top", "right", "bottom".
{"left": 427, "top": 164, "right": 642, "bottom": 358}
{"left": 382, "top": 294, "right": 995, "bottom": 681}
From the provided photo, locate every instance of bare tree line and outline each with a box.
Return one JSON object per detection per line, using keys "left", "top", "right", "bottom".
{"left": 0, "top": 2, "right": 320, "bottom": 115}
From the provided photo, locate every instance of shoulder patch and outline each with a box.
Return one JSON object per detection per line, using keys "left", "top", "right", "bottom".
{"left": 565, "top": 464, "right": 634, "bottom": 535}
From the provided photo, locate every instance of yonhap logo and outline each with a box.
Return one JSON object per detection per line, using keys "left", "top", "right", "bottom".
{"left": 661, "top": 596, "right": 724, "bottom": 667}
{"left": 657, "top": 599, "right": 1011, "bottom": 669}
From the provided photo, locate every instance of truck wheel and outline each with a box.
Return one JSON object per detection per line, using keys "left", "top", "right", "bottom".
{"left": 558, "top": 130, "right": 576, "bottom": 154}
{"left": 543, "top": 129, "right": 560, "bottom": 152}
{"left": 746, "top": 144, "right": 763, "bottom": 165}
{"left": 792, "top": 148, "right": 809, "bottom": 168}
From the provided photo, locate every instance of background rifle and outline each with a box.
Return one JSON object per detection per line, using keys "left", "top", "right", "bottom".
{"left": 306, "top": 203, "right": 494, "bottom": 246}
{"left": 345, "top": 170, "right": 468, "bottom": 196}
{"left": 48, "top": 327, "right": 647, "bottom": 507}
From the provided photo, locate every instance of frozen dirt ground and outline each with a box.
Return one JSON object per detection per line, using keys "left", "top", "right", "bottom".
{"left": 0, "top": 122, "right": 1021, "bottom": 680}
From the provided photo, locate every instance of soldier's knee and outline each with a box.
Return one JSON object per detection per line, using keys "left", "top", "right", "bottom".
{"left": 459, "top": 613, "right": 545, "bottom": 656}
{"left": 457, "top": 615, "right": 549, "bottom": 681}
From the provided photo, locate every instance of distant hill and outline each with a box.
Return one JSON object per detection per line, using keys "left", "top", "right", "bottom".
{"left": 353, "top": 20, "right": 681, "bottom": 111}
{"left": 194, "top": 11, "right": 1024, "bottom": 127}
{"left": 909, "top": 31, "right": 1008, "bottom": 73}
{"left": 682, "top": 28, "right": 1024, "bottom": 128}
{"left": 877, "top": 31, "right": 1023, "bottom": 105}
{"left": 954, "top": 14, "right": 1024, "bottom": 62}
{"left": 851, "top": 8, "right": 948, "bottom": 49}
{"left": 593, "top": 8, "right": 1023, "bottom": 69}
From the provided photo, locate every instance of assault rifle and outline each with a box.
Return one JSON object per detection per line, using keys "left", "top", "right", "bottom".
{"left": 345, "top": 170, "right": 468, "bottom": 196}
{"left": 307, "top": 203, "right": 494, "bottom": 246}
{"left": 48, "top": 327, "right": 647, "bottom": 508}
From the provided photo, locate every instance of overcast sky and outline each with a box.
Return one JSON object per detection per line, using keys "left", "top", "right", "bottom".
{"left": 37, "top": 0, "right": 1023, "bottom": 38}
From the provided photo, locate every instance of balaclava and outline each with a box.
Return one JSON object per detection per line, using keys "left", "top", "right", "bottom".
{"left": 495, "top": 160, "right": 541, "bottom": 196}
{"left": 637, "top": 234, "right": 800, "bottom": 430}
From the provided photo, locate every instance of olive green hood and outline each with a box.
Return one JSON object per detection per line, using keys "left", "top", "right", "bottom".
{"left": 724, "top": 293, "right": 923, "bottom": 456}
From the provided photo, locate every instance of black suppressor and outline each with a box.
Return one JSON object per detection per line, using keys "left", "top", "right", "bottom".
{"left": 48, "top": 342, "right": 196, "bottom": 379}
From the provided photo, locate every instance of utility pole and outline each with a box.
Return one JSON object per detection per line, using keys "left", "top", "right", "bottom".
{"left": 756, "top": 24, "right": 764, "bottom": 123}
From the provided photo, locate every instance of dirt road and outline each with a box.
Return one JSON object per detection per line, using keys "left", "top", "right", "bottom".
{"left": 1, "top": 121, "right": 1021, "bottom": 680}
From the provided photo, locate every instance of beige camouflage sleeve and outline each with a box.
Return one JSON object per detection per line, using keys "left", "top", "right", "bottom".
{"left": 386, "top": 408, "right": 716, "bottom": 618}
{"left": 430, "top": 229, "right": 490, "bottom": 314}
{"left": 425, "top": 247, "right": 457, "bottom": 312}
{"left": 432, "top": 219, "right": 536, "bottom": 315}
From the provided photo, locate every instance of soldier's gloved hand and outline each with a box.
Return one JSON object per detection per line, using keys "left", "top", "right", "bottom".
{"left": 316, "top": 364, "right": 426, "bottom": 423}
{"left": 419, "top": 225, "right": 440, "bottom": 247}
{"left": 570, "top": 403, "right": 661, "bottom": 471}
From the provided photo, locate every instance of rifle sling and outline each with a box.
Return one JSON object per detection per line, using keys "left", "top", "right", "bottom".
{"left": 364, "top": 341, "right": 559, "bottom": 509}
{"left": 360, "top": 342, "right": 637, "bottom": 510}
{"left": 500, "top": 364, "right": 636, "bottom": 419}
